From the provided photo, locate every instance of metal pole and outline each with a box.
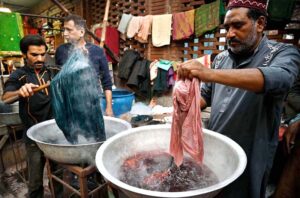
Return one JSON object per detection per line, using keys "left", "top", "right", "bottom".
{"left": 20, "top": 13, "right": 62, "bottom": 20}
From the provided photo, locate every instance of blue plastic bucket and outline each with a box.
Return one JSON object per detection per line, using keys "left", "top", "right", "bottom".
{"left": 101, "top": 89, "right": 135, "bottom": 117}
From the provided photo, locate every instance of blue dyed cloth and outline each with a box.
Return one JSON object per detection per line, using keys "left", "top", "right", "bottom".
{"left": 51, "top": 49, "right": 105, "bottom": 144}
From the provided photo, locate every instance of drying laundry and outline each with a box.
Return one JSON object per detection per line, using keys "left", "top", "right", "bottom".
{"left": 152, "top": 14, "right": 172, "bottom": 47}
{"left": 118, "top": 13, "right": 133, "bottom": 34}
{"left": 127, "top": 16, "right": 142, "bottom": 39}
{"left": 135, "top": 15, "right": 153, "bottom": 43}
{"left": 172, "top": 10, "right": 195, "bottom": 40}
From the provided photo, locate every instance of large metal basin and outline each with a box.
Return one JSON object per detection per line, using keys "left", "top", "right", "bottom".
{"left": 27, "top": 116, "right": 131, "bottom": 164}
{"left": 0, "top": 102, "right": 22, "bottom": 125}
{"left": 96, "top": 125, "right": 247, "bottom": 198}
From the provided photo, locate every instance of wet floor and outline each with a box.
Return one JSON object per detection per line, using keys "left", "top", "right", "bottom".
{"left": 0, "top": 165, "right": 51, "bottom": 198}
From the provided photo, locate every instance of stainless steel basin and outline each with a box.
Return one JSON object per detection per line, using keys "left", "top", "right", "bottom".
{"left": 27, "top": 116, "right": 131, "bottom": 164}
{"left": 96, "top": 124, "right": 247, "bottom": 198}
{"left": 0, "top": 102, "right": 22, "bottom": 125}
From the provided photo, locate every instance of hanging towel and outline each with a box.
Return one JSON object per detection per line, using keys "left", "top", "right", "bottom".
{"left": 118, "top": 13, "right": 133, "bottom": 34}
{"left": 127, "top": 16, "right": 143, "bottom": 39}
{"left": 170, "top": 78, "right": 204, "bottom": 166}
{"left": 152, "top": 14, "right": 172, "bottom": 47}
{"left": 172, "top": 10, "right": 195, "bottom": 40}
{"left": 135, "top": 15, "right": 153, "bottom": 43}
{"left": 195, "top": 0, "right": 220, "bottom": 37}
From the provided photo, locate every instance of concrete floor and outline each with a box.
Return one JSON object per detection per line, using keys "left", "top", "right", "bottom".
{"left": 0, "top": 164, "right": 51, "bottom": 198}
{"left": 0, "top": 163, "right": 116, "bottom": 198}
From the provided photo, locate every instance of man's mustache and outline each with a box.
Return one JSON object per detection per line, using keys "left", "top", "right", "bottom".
{"left": 34, "top": 62, "right": 44, "bottom": 65}
{"left": 228, "top": 38, "right": 242, "bottom": 45}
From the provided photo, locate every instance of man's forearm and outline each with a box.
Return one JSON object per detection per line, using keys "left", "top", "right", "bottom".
{"left": 2, "top": 90, "right": 20, "bottom": 102}
{"left": 207, "top": 68, "right": 265, "bottom": 92}
{"left": 104, "top": 89, "right": 113, "bottom": 108}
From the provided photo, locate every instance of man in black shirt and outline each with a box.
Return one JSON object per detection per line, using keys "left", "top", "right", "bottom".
{"left": 2, "top": 35, "right": 61, "bottom": 198}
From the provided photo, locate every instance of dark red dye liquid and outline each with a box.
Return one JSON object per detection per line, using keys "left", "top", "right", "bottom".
{"left": 119, "top": 151, "right": 219, "bottom": 192}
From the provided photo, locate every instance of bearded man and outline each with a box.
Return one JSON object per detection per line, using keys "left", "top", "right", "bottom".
{"left": 178, "top": 0, "right": 300, "bottom": 197}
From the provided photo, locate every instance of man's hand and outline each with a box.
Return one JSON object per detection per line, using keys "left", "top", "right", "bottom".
{"left": 177, "top": 59, "right": 213, "bottom": 82}
{"left": 284, "top": 120, "right": 300, "bottom": 154}
{"left": 105, "top": 107, "right": 114, "bottom": 117}
{"left": 19, "top": 83, "right": 39, "bottom": 98}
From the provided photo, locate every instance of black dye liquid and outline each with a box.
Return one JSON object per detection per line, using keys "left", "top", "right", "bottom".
{"left": 119, "top": 151, "right": 219, "bottom": 192}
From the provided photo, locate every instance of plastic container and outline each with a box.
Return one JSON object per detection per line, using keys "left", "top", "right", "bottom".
{"left": 101, "top": 89, "right": 135, "bottom": 117}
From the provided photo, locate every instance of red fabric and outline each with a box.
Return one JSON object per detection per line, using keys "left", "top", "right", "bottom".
{"left": 227, "top": 0, "right": 267, "bottom": 14}
{"left": 170, "top": 78, "right": 204, "bottom": 166}
{"left": 94, "top": 26, "right": 119, "bottom": 63}
{"left": 22, "top": 16, "right": 38, "bottom": 35}
{"left": 279, "top": 125, "right": 287, "bottom": 141}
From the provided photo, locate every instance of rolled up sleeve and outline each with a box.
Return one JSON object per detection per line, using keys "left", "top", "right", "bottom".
{"left": 258, "top": 46, "right": 300, "bottom": 95}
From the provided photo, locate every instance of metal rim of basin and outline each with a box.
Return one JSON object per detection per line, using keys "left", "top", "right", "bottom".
{"left": 96, "top": 124, "right": 247, "bottom": 198}
{"left": 27, "top": 116, "right": 132, "bottom": 147}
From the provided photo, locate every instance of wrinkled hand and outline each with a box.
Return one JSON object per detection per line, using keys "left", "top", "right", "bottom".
{"left": 105, "top": 107, "right": 114, "bottom": 117}
{"left": 19, "top": 83, "right": 39, "bottom": 98}
{"left": 177, "top": 59, "right": 212, "bottom": 82}
{"left": 284, "top": 120, "right": 300, "bottom": 154}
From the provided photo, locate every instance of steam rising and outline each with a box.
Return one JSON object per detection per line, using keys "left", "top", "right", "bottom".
{"left": 51, "top": 48, "right": 105, "bottom": 144}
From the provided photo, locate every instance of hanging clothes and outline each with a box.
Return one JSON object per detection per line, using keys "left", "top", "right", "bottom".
{"left": 152, "top": 14, "right": 172, "bottom": 47}
{"left": 118, "top": 13, "right": 133, "bottom": 34}
{"left": 0, "top": 12, "right": 23, "bottom": 56}
{"left": 153, "top": 68, "right": 169, "bottom": 96}
{"left": 138, "top": 60, "right": 152, "bottom": 98}
{"left": 135, "top": 15, "right": 153, "bottom": 43}
{"left": 126, "top": 16, "right": 143, "bottom": 39}
{"left": 170, "top": 78, "right": 204, "bottom": 166}
{"left": 118, "top": 49, "right": 141, "bottom": 80}
{"left": 94, "top": 26, "right": 119, "bottom": 63}
{"left": 127, "top": 60, "right": 142, "bottom": 88}
{"left": 172, "top": 10, "right": 195, "bottom": 40}
{"left": 195, "top": 0, "right": 221, "bottom": 37}
{"left": 156, "top": 59, "right": 173, "bottom": 71}
{"left": 167, "top": 67, "right": 175, "bottom": 87}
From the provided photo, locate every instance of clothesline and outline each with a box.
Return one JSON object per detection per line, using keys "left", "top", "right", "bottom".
{"left": 117, "top": 0, "right": 225, "bottom": 47}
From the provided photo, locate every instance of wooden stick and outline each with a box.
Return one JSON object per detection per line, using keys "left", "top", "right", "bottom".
{"left": 2, "top": 82, "right": 50, "bottom": 104}
{"left": 100, "top": 0, "right": 111, "bottom": 48}
{"left": 50, "top": 0, "right": 119, "bottom": 63}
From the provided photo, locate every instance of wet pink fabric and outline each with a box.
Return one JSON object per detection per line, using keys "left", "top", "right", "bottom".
{"left": 170, "top": 78, "right": 204, "bottom": 166}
